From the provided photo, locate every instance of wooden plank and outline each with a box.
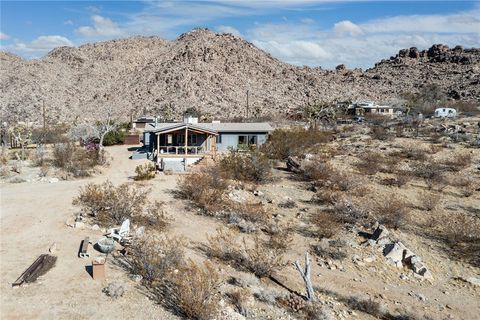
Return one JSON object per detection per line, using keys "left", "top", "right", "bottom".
{"left": 12, "top": 254, "right": 57, "bottom": 287}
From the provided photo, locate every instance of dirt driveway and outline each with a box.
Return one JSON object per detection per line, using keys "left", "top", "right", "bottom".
{"left": 0, "top": 146, "right": 178, "bottom": 319}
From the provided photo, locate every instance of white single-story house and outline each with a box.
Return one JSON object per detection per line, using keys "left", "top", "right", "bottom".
{"left": 133, "top": 114, "right": 273, "bottom": 171}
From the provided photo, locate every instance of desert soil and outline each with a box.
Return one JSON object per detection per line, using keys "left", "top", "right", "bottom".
{"left": 1, "top": 144, "right": 479, "bottom": 319}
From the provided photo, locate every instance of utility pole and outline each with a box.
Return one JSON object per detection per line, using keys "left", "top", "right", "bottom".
{"left": 42, "top": 100, "right": 46, "bottom": 144}
{"left": 246, "top": 89, "right": 249, "bottom": 119}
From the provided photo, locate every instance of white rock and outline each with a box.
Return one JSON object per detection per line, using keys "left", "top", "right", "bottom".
{"left": 49, "top": 178, "right": 59, "bottom": 183}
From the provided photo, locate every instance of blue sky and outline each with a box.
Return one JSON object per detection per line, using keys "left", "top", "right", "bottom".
{"left": 1, "top": 1, "right": 479, "bottom": 68}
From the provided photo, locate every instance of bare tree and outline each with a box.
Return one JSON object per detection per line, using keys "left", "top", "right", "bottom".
{"left": 70, "top": 104, "right": 120, "bottom": 149}
{"left": 294, "top": 252, "right": 315, "bottom": 302}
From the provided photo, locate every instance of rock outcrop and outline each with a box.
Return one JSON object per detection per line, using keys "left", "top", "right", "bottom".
{"left": 1, "top": 29, "right": 479, "bottom": 123}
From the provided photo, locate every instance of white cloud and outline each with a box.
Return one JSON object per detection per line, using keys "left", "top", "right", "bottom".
{"left": 217, "top": 25, "right": 242, "bottom": 37}
{"left": 64, "top": 20, "right": 74, "bottom": 26}
{"left": 246, "top": 7, "right": 480, "bottom": 69}
{"left": 0, "top": 32, "right": 10, "bottom": 40}
{"left": 75, "top": 15, "right": 124, "bottom": 38}
{"left": 333, "top": 20, "right": 363, "bottom": 36}
{"left": 2, "top": 35, "right": 73, "bottom": 58}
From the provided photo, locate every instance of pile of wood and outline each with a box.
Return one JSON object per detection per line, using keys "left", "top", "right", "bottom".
{"left": 12, "top": 254, "right": 57, "bottom": 287}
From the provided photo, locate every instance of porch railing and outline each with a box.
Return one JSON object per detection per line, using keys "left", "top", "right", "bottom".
{"left": 158, "top": 145, "right": 204, "bottom": 155}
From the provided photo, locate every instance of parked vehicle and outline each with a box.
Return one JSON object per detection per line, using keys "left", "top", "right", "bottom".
{"left": 434, "top": 108, "right": 457, "bottom": 118}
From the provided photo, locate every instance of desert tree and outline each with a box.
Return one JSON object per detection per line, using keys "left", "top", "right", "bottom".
{"left": 8, "top": 122, "right": 32, "bottom": 161}
{"left": 70, "top": 104, "right": 120, "bottom": 149}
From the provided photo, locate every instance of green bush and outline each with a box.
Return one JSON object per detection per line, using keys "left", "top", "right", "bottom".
{"left": 102, "top": 129, "right": 125, "bottom": 146}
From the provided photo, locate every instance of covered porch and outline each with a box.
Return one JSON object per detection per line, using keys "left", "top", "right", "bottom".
{"left": 154, "top": 124, "right": 218, "bottom": 158}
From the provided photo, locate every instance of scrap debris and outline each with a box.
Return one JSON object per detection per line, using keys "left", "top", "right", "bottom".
{"left": 12, "top": 254, "right": 57, "bottom": 287}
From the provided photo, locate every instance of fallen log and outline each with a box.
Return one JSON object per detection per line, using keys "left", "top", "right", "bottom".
{"left": 12, "top": 254, "right": 57, "bottom": 287}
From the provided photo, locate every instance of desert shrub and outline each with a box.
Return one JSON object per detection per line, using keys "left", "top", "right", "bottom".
{"left": 278, "top": 199, "right": 297, "bottom": 208}
{"left": 303, "top": 160, "right": 334, "bottom": 185}
{"left": 31, "top": 124, "right": 69, "bottom": 144}
{"left": 242, "top": 235, "right": 285, "bottom": 278}
{"left": 311, "top": 189, "right": 341, "bottom": 205}
{"left": 439, "top": 152, "right": 472, "bottom": 172}
{"left": 228, "top": 288, "right": 252, "bottom": 317}
{"left": 262, "top": 127, "right": 332, "bottom": 160}
{"left": 53, "top": 142, "right": 105, "bottom": 177}
{"left": 220, "top": 150, "right": 272, "bottom": 183}
{"left": 396, "top": 144, "right": 428, "bottom": 161}
{"left": 134, "top": 162, "right": 156, "bottom": 181}
{"left": 129, "top": 235, "right": 186, "bottom": 284}
{"left": 206, "top": 227, "right": 243, "bottom": 262}
{"left": 206, "top": 228, "right": 285, "bottom": 278}
{"left": 134, "top": 201, "right": 171, "bottom": 232}
{"left": 170, "top": 260, "right": 222, "bottom": 320}
{"left": 310, "top": 210, "right": 343, "bottom": 239}
{"left": 227, "top": 201, "right": 270, "bottom": 224}
{"left": 419, "top": 192, "right": 440, "bottom": 211}
{"left": 39, "top": 164, "right": 50, "bottom": 177}
{"left": 177, "top": 168, "right": 228, "bottom": 212}
{"left": 333, "top": 199, "right": 369, "bottom": 225}
{"left": 32, "top": 145, "right": 49, "bottom": 166}
{"left": 379, "top": 175, "right": 410, "bottom": 187}
{"left": 254, "top": 289, "right": 280, "bottom": 304}
{"left": 370, "top": 125, "right": 389, "bottom": 140}
{"left": 355, "top": 151, "right": 384, "bottom": 175}
{"left": 346, "top": 297, "right": 384, "bottom": 318}
{"left": 371, "top": 195, "right": 410, "bottom": 230}
{"left": 72, "top": 180, "right": 150, "bottom": 226}
{"left": 312, "top": 240, "right": 348, "bottom": 261}
{"left": 409, "top": 161, "right": 446, "bottom": 190}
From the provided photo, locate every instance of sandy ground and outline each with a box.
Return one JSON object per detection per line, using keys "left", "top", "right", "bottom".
{"left": 0, "top": 146, "right": 179, "bottom": 319}
{"left": 1, "top": 143, "right": 479, "bottom": 319}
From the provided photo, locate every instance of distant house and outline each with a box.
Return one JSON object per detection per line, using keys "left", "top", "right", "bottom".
{"left": 132, "top": 116, "right": 156, "bottom": 130}
{"left": 136, "top": 114, "right": 273, "bottom": 171}
{"left": 348, "top": 101, "right": 395, "bottom": 117}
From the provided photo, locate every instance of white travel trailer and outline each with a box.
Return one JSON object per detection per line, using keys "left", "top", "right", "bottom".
{"left": 434, "top": 108, "right": 457, "bottom": 118}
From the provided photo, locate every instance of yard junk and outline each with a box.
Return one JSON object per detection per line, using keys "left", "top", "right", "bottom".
{"left": 106, "top": 219, "right": 132, "bottom": 244}
{"left": 79, "top": 237, "right": 91, "bottom": 258}
{"left": 12, "top": 254, "right": 57, "bottom": 287}
{"left": 92, "top": 256, "right": 106, "bottom": 280}
{"left": 96, "top": 237, "right": 115, "bottom": 254}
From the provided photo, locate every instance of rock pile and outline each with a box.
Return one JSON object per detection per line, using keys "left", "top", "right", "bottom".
{"left": 367, "top": 224, "right": 433, "bottom": 280}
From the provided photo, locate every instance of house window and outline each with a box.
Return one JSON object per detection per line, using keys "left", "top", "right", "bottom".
{"left": 167, "top": 134, "right": 173, "bottom": 144}
{"left": 177, "top": 134, "right": 185, "bottom": 144}
{"left": 238, "top": 135, "right": 248, "bottom": 145}
{"left": 216, "top": 134, "right": 222, "bottom": 144}
{"left": 188, "top": 134, "right": 197, "bottom": 145}
{"left": 238, "top": 135, "right": 257, "bottom": 146}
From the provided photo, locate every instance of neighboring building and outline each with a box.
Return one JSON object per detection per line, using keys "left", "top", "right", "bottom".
{"left": 348, "top": 101, "right": 394, "bottom": 117}
{"left": 132, "top": 116, "right": 156, "bottom": 130}
{"left": 135, "top": 114, "right": 273, "bottom": 171}
{"left": 434, "top": 107, "right": 457, "bottom": 118}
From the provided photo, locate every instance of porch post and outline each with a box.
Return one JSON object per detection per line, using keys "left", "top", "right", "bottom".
{"left": 185, "top": 126, "right": 188, "bottom": 155}
{"left": 157, "top": 133, "right": 160, "bottom": 158}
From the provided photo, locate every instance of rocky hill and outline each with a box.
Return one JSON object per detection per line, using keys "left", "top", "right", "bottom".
{"left": 1, "top": 28, "right": 479, "bottom": 123}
